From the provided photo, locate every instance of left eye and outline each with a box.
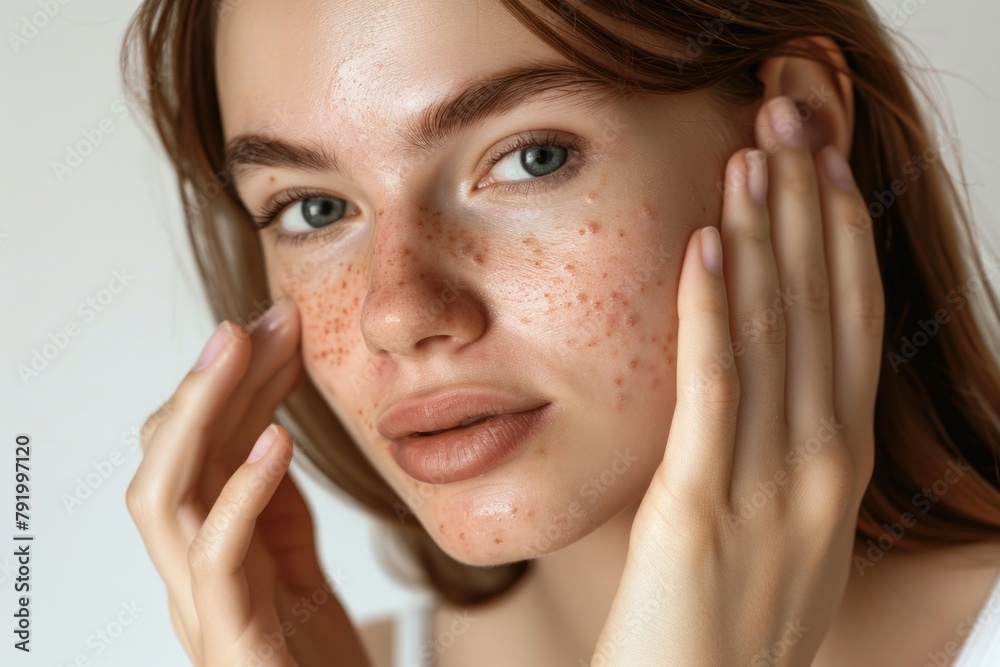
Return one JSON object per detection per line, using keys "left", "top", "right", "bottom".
{"left": 489, "top": 144, "right": 569, "bottom": 181}
{"left": 277, "top": 197, "right": 348, "bottom": 233}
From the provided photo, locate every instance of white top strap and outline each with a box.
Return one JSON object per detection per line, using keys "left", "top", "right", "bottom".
{"left": 396, "top": 601, "right": 433, "bottom": 667}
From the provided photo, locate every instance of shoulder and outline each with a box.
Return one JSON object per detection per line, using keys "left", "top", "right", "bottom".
{"left": 357, "top": 615, "right": 395, "bottom": 667}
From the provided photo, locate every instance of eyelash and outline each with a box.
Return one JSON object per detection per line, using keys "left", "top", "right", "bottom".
{"left": 251, "top": 130, "right": 587, "bottom": 245}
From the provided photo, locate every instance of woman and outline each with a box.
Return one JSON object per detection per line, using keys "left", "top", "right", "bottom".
{"left": 121, "top": 0, "right": 1000, "bottom": 665}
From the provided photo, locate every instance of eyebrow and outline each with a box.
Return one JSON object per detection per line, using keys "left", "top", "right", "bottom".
{"left": 223, "top": 62, "right": 630, "bottom": 185}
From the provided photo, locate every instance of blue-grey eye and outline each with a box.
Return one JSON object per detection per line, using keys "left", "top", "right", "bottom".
{"left": 520, "top": 145, "right": 568, "bottom": 178}
{"left": 279, "top": 197, "right": 347, "bottom": 232}
{"left": 300, "top": 197, "right": 346, "bottom": 228}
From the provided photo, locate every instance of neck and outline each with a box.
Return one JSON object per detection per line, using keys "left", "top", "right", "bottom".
{"left": 523, "top": 497, "right": 642, "bottom": 663}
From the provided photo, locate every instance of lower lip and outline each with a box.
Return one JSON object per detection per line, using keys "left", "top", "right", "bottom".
{"left": 387, "top": 403, "right": 553, "bottom": 484}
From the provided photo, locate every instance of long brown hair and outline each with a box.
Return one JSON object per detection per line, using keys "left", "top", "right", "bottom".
{"left": 120, "top": 0, "right": 1000, "bottom": 606}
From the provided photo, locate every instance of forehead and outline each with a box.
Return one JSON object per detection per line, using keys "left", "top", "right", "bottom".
{"left": 213, "top": 0, "right": 564, "bottom": 144}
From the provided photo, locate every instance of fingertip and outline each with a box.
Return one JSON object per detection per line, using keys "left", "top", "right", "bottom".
{"left": 818, "top": 144, "right": 856, "bottom": 190}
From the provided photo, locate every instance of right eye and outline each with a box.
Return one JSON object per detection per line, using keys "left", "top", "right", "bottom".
{"left": 277, "top": 196, "right": 349, "bottom": 233}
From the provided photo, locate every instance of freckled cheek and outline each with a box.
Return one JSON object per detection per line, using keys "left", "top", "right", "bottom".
{"left": 274, "top": 260, "right": 375, "bottom": 426}
{"left": 536, "top": 214, "right": 682, "bottom": 412}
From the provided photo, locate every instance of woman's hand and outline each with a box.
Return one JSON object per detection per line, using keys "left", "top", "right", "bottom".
{"left": 594, "top": 96, "right": 884, "bottom": 666}
{"left": 126, "top": 300, "right": 371, "bottom": 667}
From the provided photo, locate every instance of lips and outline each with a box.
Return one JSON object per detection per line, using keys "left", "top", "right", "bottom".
{"left": 376, "top": 387, "right": 549, "bottom": 442}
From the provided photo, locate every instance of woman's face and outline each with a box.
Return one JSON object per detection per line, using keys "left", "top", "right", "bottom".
{"left": 215, "top": 0, "right": 754, "bottom": 565}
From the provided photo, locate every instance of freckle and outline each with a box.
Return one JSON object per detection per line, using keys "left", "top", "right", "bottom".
{"left": 269, "top": 175, "right": 276, "bottom": 182}
{"left": 403, "top": 247, "right": 413, "bottom": 256}
{"left": 460, "top": 532, "right": 465, "bottom": 541}
{"left": 564, "top": 263, "right": 575, "bottom": 272}
{"left": 341, "top": 281, "right": 347, "bottom": 289}
{"left": 512, "top": 507, "right": 518, "bottom": 514}
{"left": 521, "top": 316, "right": 532, "bottom": 323}
{"left": 618, "top": 229, "right": 625, "bottom": 238}
{"left": 588, "top": 190, "right": 598, "bottom": 200}
{"left": 527, "top": 509, "right": 535, "bottom": 518}
{"left": 533, "top": 247, "right": 542, "bottom": 255}
{"left": 522, "top": 235, "right": 538, "bottom": 245}
{"left": 656, "top": 279, "right": 662, "bottom": 286}
{"left": 576, "top": 292, "right": 588, "bottom": 302}
{"left": 628, "top": 357, "right": 638, "bottom": 369}
{"left": 614, "top": 377, "right": 622, "bottom": 386}
{"left": 473, "top": 253, "right": 484, "bottom": 264}
{"left": 587, "top": 221, "right": 601, "bottom": 234}
{"left": 494, "top": 537, "right": 503, "bottom": 544}
{"left": 534, "top": 260, "right": 541, "bottom": 267}
{"left": 397, "top": 280, "right": 405, "bottom": 287}
{"left": 440, "top": 523, "right": 446, "bottom": 534}
{"left": 601, "top": 272, "right": 607, "bottom": 279}
{"left": 566, "top": 337, "right": 576, "bottom": 345}
{"left": 578, "top": 227, "right": 586, "bottom": 235}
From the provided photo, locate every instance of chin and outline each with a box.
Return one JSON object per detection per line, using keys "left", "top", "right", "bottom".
{"left": 416, "top": 481, "right": 637, "bottom": 566}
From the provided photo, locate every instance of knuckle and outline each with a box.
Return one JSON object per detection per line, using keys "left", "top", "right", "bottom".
{"left": 850, "top": 286, "right": 886, "bottom": 338}
{"left": 801, "top": 441, "right": 855, "bottom": 508}
{"left": 125, "top": 478, "right": 157, "bottom": 524}
{"left": 683, "top": 366, "right": 741, "bottom": 412}
{"left": 780, "top": 167, "right": 817, "bottom": 196}
{"left": 739, "top": 308, "right": 787, "bottom": 347}
{"left": 790, "top": 268, "right": 830, "bottom": 314}
{"left": 186, "top": 535, "right": 217, "bottom": 577}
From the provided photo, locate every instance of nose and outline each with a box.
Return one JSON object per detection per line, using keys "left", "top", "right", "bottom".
{"left": 359, "top": 207, "right": 487, "bottom": 359}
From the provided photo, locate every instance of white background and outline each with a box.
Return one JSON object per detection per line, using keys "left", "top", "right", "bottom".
{"left": 1, "top": 0, "right": 998, "bottom": 665}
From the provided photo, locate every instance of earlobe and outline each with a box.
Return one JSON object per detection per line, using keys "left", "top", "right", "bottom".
{"left": 755, "top": 36, "right": 855, "bottom": 157}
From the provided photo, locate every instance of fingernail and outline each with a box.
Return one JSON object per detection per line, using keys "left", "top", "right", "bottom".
{"left": 745, "top": 149, "right": 768, "bottom": 205}
{"left": 247, "top": 425, "right": 279, "bottom": 463}
{"left": 700, "top": 226, "right": 723, "bottom": 277}
{"left": 820, "top": 145, "right": 855, "bottom": 189}
{"left": 194, "top": 322, "right": 230, "bottom": 371}
{"left": 252, "top": 298, "right": 295, "bottom": 337}
{"left": 768, "top": 97, "right": 805, "bottom": 147}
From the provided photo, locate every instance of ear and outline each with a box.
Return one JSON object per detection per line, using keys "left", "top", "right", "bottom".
{"left": 755, "top": 36, "right": 855, "bottom": 158}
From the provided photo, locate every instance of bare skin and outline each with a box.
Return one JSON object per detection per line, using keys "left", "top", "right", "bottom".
{"left": 126, "top": 0, "right": 1000, "bottom": 665}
